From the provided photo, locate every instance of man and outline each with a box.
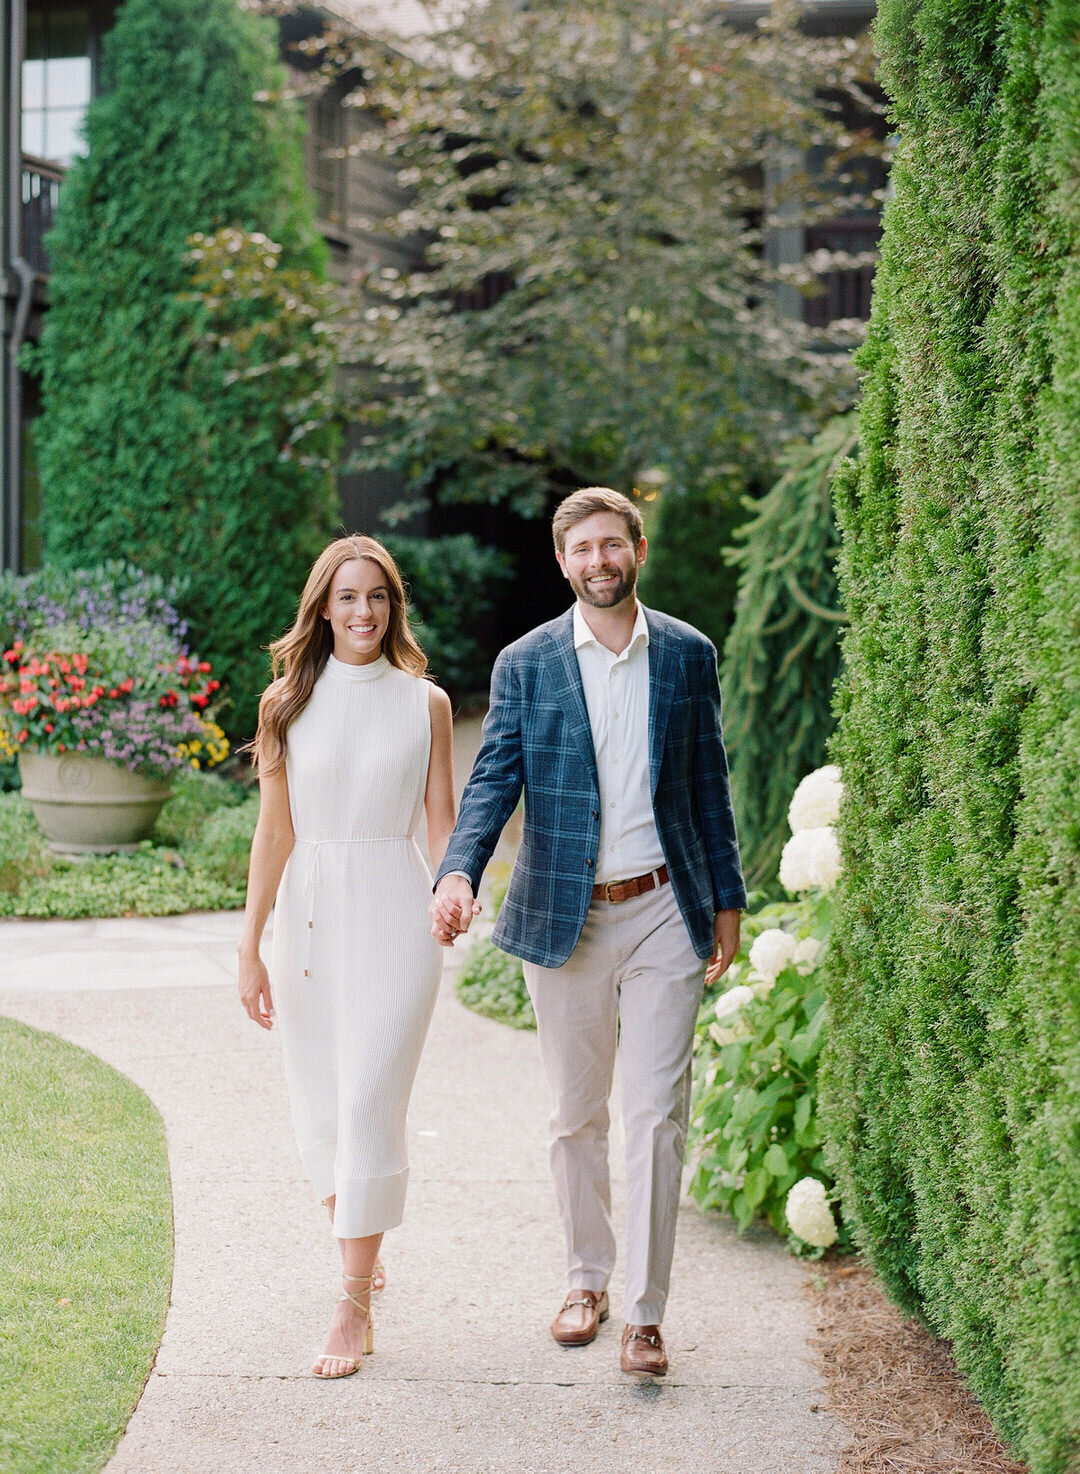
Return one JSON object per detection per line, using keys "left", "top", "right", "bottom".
{"left": 431, "top": 487, "right": 745, "bottom": 1378}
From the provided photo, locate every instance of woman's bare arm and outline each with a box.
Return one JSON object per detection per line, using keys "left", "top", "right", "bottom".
{"left": 424, "top": 685, "right": 457, "bottom": 872}
{"left": 237, "top": 763, "right": 294, "bottom": 1029}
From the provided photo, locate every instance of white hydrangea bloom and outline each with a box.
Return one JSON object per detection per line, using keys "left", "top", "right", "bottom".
{"left": 748, "top": 928, "right": 797, "bottom": 983}
{"left": 788, "top": 765, "right": 844, "bottom": 834}
{"left": 779, "top": 826, "right": 842, "bottom": 895}
{"left": 793, "top": 937, "right": 824, "bottom": 974}
{"left": 713, "top": 983, "right": 755, "bottom": 1020}
{"left": 785, "top": 1177, "right": 838, "bottom": 1248}
{"left": 751, "top": 980, "right": 774, "bottom": 999}
{"left": 709, "top": 1018, "right": 751, "bottom": 1047}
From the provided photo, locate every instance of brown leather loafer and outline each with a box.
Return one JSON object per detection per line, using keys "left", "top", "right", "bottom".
{"left": 550, "top": 1289, "right": 610, "bottom": 1346}
{"left": 620, "top": 1323, "right": 667, "bottom": 1377}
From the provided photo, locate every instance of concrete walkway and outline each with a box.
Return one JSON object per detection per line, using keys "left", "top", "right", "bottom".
{"left": 0, "top": 912, "right": 838, "bottom": 1474}
{"left": 0, "top": 718, "right": 839, "bottom": 1473}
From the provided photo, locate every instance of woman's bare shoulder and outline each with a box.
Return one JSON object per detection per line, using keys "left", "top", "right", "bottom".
{"left": 427, "top": 682, "right": 453, "bottom": 720}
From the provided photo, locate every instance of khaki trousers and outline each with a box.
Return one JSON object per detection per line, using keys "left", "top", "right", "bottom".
{"left": 522, "top": 881, "right": 707, "bottom": 1326}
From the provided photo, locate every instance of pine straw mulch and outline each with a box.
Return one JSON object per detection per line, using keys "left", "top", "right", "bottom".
{"left": 806, "top": 1259, "right": 1029, "bottom": 1474}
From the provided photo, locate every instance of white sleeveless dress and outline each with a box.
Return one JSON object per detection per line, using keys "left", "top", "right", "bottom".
{"left": 270, "top": 653, "right": 442, "bottom": 1239}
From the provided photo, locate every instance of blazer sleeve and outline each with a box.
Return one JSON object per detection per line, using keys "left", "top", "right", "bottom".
{"left": 434, "top": 645, "right": 525, "bottom": 893}
{"left": 692, "top": 644, "right": 748, "bottom": 911}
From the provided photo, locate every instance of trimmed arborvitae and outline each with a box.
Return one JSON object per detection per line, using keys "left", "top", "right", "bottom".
{"left": 719, "top": 413, "right": 854, "bottom": 889}
{"left": 823, "top": 2, "right": 1080, "bottom": 1467}
{"left": 33, "top": 0, "right": 337, "bottom": 736}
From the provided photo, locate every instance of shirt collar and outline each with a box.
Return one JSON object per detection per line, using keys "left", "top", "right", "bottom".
{"left": 573, "top": 600, "right": 650, "bottom": 656}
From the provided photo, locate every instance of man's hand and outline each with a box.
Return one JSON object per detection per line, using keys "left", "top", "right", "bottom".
{"left": 705, "top": 908, "right": 741, "bottom": 986}
{"left": 430, "top": 874, "right": 482, "bottom": 947}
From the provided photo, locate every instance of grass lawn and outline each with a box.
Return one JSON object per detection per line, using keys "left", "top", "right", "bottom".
{"left": 0, "top": 769, "right": 257, "bottom": 919}
{"left": 0, "top": 1017, "right": 173, "bottom": 1474}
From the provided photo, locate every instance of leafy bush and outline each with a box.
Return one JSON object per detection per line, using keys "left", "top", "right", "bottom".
{"left": 689, "top": 765, "right": 845, "bottom": 1254}
{"left": 186, "top": 800, "right": 259, "bottom": 891}
{"left": 0, "top": 792, "right": 50, "bottom": 894}
{"left": 31, "top": 0, "right": 337, "bottom": 739}
{"left": 690, "top": 892, "right": 839, "bottom": 1251}
{"left": 382, "top": 534, "right": 513, "bottom": 696}
{"left": 823, "top": 2, "right": 1080, "bottom": 1466}
{"left": 152, "top": 767, "right": 247, "bottom": 849}
{"left": 455, "top": 863, "right": 535, "bottom": 1028}
{"left": 455, "top": 937, "right": 535, "bottom": 1031}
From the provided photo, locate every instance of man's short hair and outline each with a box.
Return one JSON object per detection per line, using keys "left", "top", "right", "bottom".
{"left": 551, "top": 486, "right": 644, "bottom": 553}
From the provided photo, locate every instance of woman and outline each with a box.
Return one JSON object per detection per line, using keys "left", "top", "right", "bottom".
{"left": 238, "top": 535, "right": 457, "bottom": 1379}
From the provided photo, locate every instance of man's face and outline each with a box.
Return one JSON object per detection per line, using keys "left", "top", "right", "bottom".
{"left": 556, "top": 511, "right": 647, "bottom": 610}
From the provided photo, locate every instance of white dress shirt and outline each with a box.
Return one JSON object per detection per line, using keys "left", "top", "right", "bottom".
{"left": 573, "top": 602, "right": 666, "bottom": 885}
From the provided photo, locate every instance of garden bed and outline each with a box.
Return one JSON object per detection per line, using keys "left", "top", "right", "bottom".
{"left": 0, "top": 768, "right": 256, "bottom": 919}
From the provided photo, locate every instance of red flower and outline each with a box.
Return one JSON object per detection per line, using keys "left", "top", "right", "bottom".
{"left": 198, "top": 661, "right": 211, "bottom": 673}
{"left": 16, "top": 728, "right": 28, "bottom": 743}
{"left": 44, "top": 722, "right": 54, "bottom": 733}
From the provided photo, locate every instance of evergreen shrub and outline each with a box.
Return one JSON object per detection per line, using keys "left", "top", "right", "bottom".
{"left": 719, "top": 414, "right": 854, "bottom": 887}
{"left": 823, "top": 3, "right": 1080, "bottom": 1466}
{"left": 32, "top": 0, "right": 337, "bottom": 738}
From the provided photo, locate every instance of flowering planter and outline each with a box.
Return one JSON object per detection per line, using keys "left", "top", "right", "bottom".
{"left": 18, "top": 751, "right": 172, "bottom": 854}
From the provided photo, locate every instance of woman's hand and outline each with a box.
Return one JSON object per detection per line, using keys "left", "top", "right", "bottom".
{"left": 238, "top": 950, "right": 274, "bottom": 1030}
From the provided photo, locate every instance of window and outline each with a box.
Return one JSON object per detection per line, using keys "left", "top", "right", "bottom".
{"left": 23, "top": 4, "right": 92, "bottom": 166}
{"left": 312, "top": 93, "right": 347, "bottom": 227}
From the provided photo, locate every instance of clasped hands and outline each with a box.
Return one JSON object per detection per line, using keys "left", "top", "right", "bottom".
{"left": 430, "top": 874, "right": 483, "bottom": 947}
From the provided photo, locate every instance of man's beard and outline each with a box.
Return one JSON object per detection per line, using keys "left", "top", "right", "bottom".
{"left": 569, "top": 562, "right": 638, "bottom": 609}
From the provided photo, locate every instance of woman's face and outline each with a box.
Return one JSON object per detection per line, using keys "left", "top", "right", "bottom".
{"left": 322, "top": 557, "right": 391, "bottom": 665}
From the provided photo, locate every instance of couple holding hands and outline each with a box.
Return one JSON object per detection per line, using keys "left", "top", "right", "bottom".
{"left": 238, "top": 486, "right": 746, "bottom": 1381}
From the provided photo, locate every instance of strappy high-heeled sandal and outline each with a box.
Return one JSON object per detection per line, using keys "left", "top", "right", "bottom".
{"left": 312, "top": 1272, "right": 375, "bottom": 1379}
{"left": 372, "top": 1257, "right": 386, "bottom": 1294}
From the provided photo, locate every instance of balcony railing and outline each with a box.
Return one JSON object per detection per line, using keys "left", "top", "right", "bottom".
{"left": 21, "top": 154, "right": 65, "bottom": 277}
{"left": 803, "top": 216, "right": 881, "bottom": 326}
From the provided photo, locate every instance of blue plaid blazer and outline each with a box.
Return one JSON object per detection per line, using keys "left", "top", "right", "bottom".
{"left": 435, "top": 604, "right": 747, "bottom": 969}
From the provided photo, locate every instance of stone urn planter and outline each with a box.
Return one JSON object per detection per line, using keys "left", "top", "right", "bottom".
{"left": 19, "top": 751, "right": 172, "bottom": 854}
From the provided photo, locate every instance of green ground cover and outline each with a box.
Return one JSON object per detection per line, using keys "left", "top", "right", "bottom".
{"left": 0, "top": 770, "right": 256, "bottom": 918}
{"left": 0, "top": 1017, "right": 172, "bottom": 1474}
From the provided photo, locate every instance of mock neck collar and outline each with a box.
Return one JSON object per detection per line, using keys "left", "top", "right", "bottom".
{"left": 326, "top": 652, "right": 389, "bottom": 682}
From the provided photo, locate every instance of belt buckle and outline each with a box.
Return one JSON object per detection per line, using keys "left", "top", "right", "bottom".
{"left": 603, "top": 880, "right": 623, "bottom": 904}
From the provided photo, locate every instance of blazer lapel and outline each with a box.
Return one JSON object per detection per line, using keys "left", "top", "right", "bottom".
{"left": 544, "top": 610, "right": 600, "bottom": 791}
{"left": 646, "top": 608, "right": 679, "bottom": 795}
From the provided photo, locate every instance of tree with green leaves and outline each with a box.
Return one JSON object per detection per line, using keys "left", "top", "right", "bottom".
{"left": 719, "top": 413, "right": 854, "bottom": 888}
{"left": 338, "top": 0, "right": 876, "bottom": 541}
{"left": 33, "top": 0, "right": 338, "bottom": 736}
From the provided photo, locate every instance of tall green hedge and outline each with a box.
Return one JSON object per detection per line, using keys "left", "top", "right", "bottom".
{"left": 823, "top": 2, "right": 1080, "bottom": 1468}
{"left": 33, "top": 0, "right": 337, "bottom": 736}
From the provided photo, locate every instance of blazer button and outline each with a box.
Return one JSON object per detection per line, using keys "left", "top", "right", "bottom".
{"left": 585, "top": 858, "right": 594, "bottom": 868}
{"left": 591, "top": 809, "right": 599, "bottom": 820}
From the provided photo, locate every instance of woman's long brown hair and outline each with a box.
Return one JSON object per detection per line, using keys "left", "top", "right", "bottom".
{"left": 252, "top": 535, "right": 427, "bottom": 774}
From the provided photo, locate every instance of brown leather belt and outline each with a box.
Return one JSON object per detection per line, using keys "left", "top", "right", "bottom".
{"left": 591, "top": 864, "right": 670, "bottom": 904}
